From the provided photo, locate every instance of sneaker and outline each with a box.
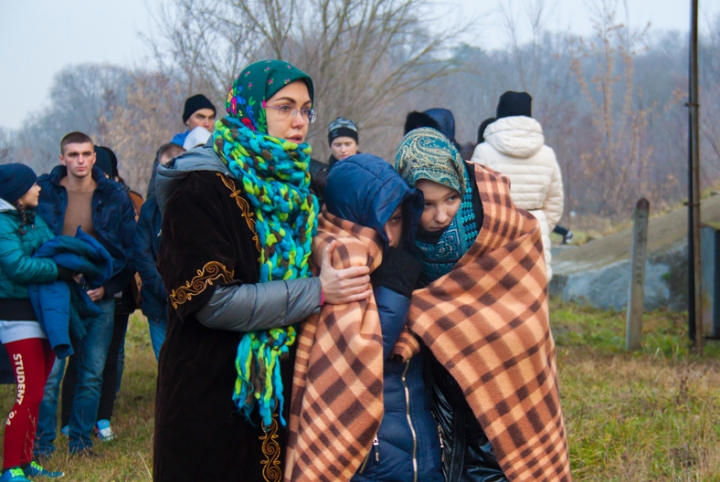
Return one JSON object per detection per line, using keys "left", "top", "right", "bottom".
{"left": 60, "top": 425, "right": 68, "bottom": 437}
{"left": 564, "top": 231, "right": 574, "bottom": 243}
{"left": 94, "top": 419, "right": 116, "bottom": 441}
{"left": 23, "top": 461, "right": 64, "bottom": 478}
{"left": 0, "top": 467, "right": 31, "bottom": 482}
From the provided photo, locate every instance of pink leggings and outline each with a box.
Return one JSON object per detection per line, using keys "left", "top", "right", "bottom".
{"left": 2, "top": 338, "right": 54, "bottom": 469}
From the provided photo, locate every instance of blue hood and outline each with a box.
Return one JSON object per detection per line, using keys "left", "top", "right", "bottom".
{"left": 324, "top": 154, "right": 423, "bottom": 251}
{"left": 423, "top": 108, "right": 456, "bottom": 142}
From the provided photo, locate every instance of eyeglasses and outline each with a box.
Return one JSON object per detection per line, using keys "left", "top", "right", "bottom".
{"left": 265, "top": 104, "right": 318, "bottom": 123}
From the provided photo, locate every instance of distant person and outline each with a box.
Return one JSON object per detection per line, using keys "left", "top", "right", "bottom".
{"left": 470, "top": 91, "right": 564, "bottom": 280}
{"left": 182, "top": 126, "right": 212, "bottom": 150}
{"left": 459, "top": 141, "right": 476, "bottom": 161}
{"left": 404, "top": 107, "right": 461, "bottom": 152}
{"left": 553, "top": 224, "right": 573, "bottom": 244}
{"left": 93, "top": 146, "right": 113, "bottom": 178}
{"left": 171, "top": 94, "right": 217, "bottom": 147}
{"left": 134, "top": 143, "right": 186, "bottom": 361}
{"left": 34, "top": 132, "right": 136, "bottom": 458}
{"left": 476, "top": 117, "right": 496, "bottom": 144}
{"left": 328, "top": 117, "right": 359, "bottom": 162}
{"left": 0, "top": 164, "right": 66, "bottom": 481}
{"left": 309, "top": 117, "right": 359, "bottom": 202}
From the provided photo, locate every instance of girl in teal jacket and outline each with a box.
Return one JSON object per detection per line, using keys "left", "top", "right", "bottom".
{"left": 0, "top": 164, "right": 65, "bottom": 481}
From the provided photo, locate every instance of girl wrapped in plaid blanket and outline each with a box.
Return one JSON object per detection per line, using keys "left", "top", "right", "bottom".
{"left": 394, "top": 128, "right": 572, "bottom": 482}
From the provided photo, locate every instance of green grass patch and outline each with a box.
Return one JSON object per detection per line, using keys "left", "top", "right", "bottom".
{"left": 0, "top": 303, "right": 718, "bottom": 480}
{"left": 0, "top": 312, "right": 156, "bottom": 481}
{"left": 552, "top": 298, "right": 720, "bottom": 480}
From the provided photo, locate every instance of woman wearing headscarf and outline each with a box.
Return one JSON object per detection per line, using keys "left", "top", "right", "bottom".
{"left": 394, "top": 128, "right": 572, "bottom": 482}
{"left": 153, "top": 60, "right": 372, "bottom": 482}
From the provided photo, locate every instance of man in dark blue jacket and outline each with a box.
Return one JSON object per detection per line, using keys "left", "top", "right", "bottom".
{"left": 134, "top": 143, "right": 185, "bottom": 361}
{"left": 33, "top": 131, "right": 136, "bottom": 458}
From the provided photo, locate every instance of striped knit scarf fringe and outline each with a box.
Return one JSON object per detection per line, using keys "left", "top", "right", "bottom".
{"left": 213, "top": 116, "right": 319, "bottom": 428}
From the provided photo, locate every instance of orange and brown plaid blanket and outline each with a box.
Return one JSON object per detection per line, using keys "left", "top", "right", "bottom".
{"left": 395, "top": 163, "right": 572, "bottom": 482}
{"left": 284, "top": 211, "right": 386, "bottom": 482}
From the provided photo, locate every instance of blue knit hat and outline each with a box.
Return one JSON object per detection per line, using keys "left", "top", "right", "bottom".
{"left": 0, "top": 163, "right": 37, "bottom": 204}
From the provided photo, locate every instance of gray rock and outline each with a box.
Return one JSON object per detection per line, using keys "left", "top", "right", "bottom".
{"left": 549, "top": 194, "right": 720, "bottom": 312}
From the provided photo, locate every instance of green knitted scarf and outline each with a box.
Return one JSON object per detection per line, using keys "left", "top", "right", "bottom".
{"left": 215, "top": 60, "right": 318, "bottom": 428}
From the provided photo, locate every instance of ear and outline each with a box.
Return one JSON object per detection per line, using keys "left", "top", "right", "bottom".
{"left": 58, "top": 153, "right": 66, "bottom": 166}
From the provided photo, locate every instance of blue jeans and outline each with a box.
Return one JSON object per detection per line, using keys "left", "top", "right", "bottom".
{"left": 147, "top": 317, "right": 167, "bottom": 362}
{"left": 34, "top": 355, "right": 65, "bottom": 458}
{"left": 35, "top": 298, "right": 115, "bottom": 455}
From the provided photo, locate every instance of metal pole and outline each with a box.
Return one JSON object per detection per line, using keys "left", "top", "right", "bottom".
{"left": 688, "top": 0, "right": 703, "bottom": 351}
{"left": 627, "top": 199, "right": 649, "bottom": 351}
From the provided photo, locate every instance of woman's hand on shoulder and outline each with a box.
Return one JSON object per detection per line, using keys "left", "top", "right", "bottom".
{"left": 319, "top": 241, "right": 372, "bottom": 304}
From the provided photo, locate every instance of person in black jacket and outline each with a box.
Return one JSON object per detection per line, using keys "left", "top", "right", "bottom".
{"left": 309, "top": 117, "right": 359, "bottom": 203}
{"left": 135, "top": 143, "right": 185, "bottom": 360}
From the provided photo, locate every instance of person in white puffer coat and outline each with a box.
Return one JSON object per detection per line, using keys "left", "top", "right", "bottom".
{"left": 470, "top": 91, "right": 563, "bottom": 280}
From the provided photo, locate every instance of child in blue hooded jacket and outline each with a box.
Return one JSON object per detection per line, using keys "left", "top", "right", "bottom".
{"left": 323, "top": 154, "right": 442, "bottom": 482}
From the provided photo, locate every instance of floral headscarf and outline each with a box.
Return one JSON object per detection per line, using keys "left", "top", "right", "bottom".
{"left": 225, "top": 59, "right": 314, "bottom": 133}
{"left": 394, "top": 127, "right": 467, "bottom": 194}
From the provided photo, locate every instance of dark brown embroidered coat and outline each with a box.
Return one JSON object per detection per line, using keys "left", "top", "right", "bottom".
{"left": 154, "top": 171, "right": 294, "bottom": 482}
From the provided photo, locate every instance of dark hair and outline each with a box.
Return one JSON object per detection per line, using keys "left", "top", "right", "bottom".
{"left": 460, "top": 142, "right": 477, "bottom": 161}
{"left": 60, "top": 132, "right": 94, "bottom": 155}
{"left": 12, "top": 201, "right": 34, "bottom": 236}
{"left": 158, "top": 143, "right": 186, "bottom": 162}
{"left": 477, "top": 117, "right": 496, "bottom": 144}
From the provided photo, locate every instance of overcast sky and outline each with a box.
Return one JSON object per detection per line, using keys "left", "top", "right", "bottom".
{"left": 1, "top": 0, "right": 718, "bottom": 131}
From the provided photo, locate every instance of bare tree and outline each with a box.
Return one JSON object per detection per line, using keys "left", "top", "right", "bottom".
{"left": 0, "top": 129, "right": 13, "bottom": 165}
{"left": 98, "top": 71, "right": 186, "bottom": 194}
{"left": 151, "top": 0, "right": 464, "bottom": 160}
{"left": 700, "top": 13, "right": 720, "bottom": 184}
{"left": 569, "top": 0, "right": 659, "bottom": 216}
{"left": 13, "top": 64, "right": 133, "bottom": 174}
{"left": 497, "top": 0, "right": 557, "bottom": 96}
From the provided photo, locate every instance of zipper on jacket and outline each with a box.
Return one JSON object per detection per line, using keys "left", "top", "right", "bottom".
{"left": 438, "top": 425, "right": 444, "bottom": 462}
{"left": 402, "top": 361, "right": 418, "bottom": 482}
{"left": 358, "top": 436, "right": 379, "bottom": 474}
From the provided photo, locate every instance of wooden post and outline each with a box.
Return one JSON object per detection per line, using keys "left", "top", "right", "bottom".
{"left": 688, "top": 0, "right": 703, "bottom": 351}
{"left": 627, "top": 198, "right": 650, "bottom": 351}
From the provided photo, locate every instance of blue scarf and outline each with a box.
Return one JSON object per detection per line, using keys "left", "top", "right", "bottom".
{"left": 394, "top": 127, "right": 478, "bottom": 285}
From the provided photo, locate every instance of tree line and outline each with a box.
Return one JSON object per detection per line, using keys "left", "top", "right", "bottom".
{"left": 1, "top": 0, "right": 718, "bottom": 225}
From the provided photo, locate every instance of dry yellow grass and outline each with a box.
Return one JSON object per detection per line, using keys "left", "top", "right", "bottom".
{"left": 0, "top": 303, "right": 718, "bottom": 480}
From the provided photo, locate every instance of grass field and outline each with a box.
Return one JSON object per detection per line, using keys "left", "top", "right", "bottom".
{"left": 0, "top": 302, "right": 718, "bottom": 481}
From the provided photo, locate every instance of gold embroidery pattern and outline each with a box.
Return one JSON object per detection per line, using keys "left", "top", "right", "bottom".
{"left": 169, "top": 261, "right": 234, "bottom": 309}
{"left": 259, "top": 414, "right": 282, "bottom": 482}
{"left": 216, "top": 173, "right": 261, "bottom": 252}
